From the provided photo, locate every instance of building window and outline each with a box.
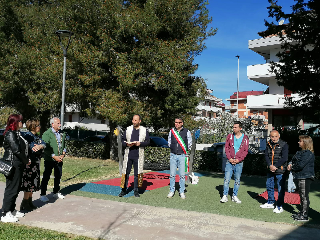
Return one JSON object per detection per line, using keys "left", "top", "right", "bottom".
{"left": 68, "top": 115, "right": 72, "bottom": 122}
{"left": 101, "top": 119, "right": 106, "bottom": 124}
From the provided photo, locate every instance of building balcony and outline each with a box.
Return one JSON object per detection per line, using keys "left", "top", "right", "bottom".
{"left": 247, "top": 94, "right": 301, "bottom": 110}
{"left": 225, "top": 105, "right": 238, "bottom": 112}
{"left": 247, "top": 63, "right": 276, "bottom": 85}
{"left": 248, "top": 36, "right": 282, "bottom": 57}
{"left": 197, "top": 105, "right": 222, "bottom": 112}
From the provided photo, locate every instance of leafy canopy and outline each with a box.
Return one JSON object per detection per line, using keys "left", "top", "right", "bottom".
{"left": 0, "top": 0, "right": 215, "bottom": 129}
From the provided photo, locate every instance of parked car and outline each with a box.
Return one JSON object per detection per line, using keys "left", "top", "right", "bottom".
{"left": 149, "top": 136, "right": 169, "bottom": 148}
{"left": 83, "top": 135, "right": 109, "bottom": 143}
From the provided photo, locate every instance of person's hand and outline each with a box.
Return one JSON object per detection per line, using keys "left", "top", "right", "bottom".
{"left": 27, "top": 159, "right": 31, "bottom": 165}
{"left": 135, "top": 141, "right": 141, "bottom": 146}
{"left": 32, "top": 144, "right": 42, "bottom": 152}
{"left": 234, "top": 159, "right": 240, "bottom": 164}
{"left": 53, "top": 155, "right": 63, "bottom": 162}
{"left": 287, "top": 164, "right": 292, "bottom": 171}
{"left": 229, "top": 158, "right": 236, "bottom": 165}
{"left": 269, "top": 165, "right": 277, "bottom": 172}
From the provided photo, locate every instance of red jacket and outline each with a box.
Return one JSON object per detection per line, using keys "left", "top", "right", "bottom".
{"left": 225, "top": 133, "right": 249, "bottom": 162}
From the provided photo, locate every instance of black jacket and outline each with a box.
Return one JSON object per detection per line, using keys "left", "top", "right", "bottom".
{"left": 169, "top": 127, "right": 190, "bottom": 155}
{"left": 2, "top": 130, "right": 29, "bottom": 167}
{"left": 291, "top": 150, "right": 315, "bottom": 179}
{"left": 265, "top": 139, "right": 288, "bottom": 174}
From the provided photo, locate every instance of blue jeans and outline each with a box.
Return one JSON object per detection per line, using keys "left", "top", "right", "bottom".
{"left": 266, "top": 172, "right": 286, "bottom": 207}
{"left": 223, "top": 161, "right": 243, "bottom": 196}
{"left": 169, "top": 153, "right": 185, "bottom": 194}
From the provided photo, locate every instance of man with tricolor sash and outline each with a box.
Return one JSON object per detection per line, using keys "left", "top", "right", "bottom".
{"left": 167, "top": 117, "right": 192, "bottom": 199}
{"left": 118, "top": 115, "right": 150, "bottom": 198}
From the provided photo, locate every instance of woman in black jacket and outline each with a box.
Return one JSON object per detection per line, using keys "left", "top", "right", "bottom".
{"left": 1, "top": 114, "right": 30, "bottom": 223}
{"left": 288, "top": 135, "right": 315, "bottom": 222}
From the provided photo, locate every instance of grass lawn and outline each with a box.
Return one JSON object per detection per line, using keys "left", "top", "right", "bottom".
{"left": 0, "top": 222, "right": 94, "bottom": 239}
{"left": 1, "top": 156, "right": 320, "bottom": 236}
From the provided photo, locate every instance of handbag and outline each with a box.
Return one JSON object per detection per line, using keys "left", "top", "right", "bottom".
{"left": 0, "top": 159, "right": 13, "bottom": 177}
{"left": 0, "top": 146, "right": 13, "bottom": 177}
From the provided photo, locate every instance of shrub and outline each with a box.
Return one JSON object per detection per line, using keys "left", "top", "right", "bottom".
{"left": 66, "top": 140, "right": 108, "bottom": 159}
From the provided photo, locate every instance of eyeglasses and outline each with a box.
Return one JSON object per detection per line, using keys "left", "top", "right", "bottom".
{"left": 175, "top": 122, "right": 182, "bottom": 124}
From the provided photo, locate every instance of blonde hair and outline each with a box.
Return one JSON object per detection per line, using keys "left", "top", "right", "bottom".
{"left": 299, "top": 135, "right": 314, "bottom": 153}
{"left": 26, "top": 119, "right": 40, "bottom": 132}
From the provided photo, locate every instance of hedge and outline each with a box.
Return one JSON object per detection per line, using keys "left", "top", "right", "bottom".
{"left": 66, "top": 140, "right": 109, "bottom": 159}
{"left": 65, "top": 142, "right": 320, "bottom": 179}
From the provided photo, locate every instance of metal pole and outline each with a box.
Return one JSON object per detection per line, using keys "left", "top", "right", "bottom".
{"left": 60, "top": 55, "right": 67, "bottom": 130}
{"left": 236, "top": 55, "right": 240, "bottom": 119}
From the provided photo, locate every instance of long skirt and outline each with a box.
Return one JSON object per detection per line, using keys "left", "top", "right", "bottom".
{"left": 21, "top": 161, "right": 40, "bottom": 192}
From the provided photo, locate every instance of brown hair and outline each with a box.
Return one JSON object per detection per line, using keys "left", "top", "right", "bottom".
{"left": 26, "top": 119, "right": 40, "bottom": 132}
{"left": 299, "top": 135, "right": 314, "bottom": 153}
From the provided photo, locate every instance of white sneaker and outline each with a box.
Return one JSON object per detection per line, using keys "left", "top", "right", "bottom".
{"left": 53, "top": 193, "right": 65, "bottom": 199}
{"left": 40, "top": 195, "right": 49, "bottom": 202}
{"left": 1, "top": 212, "right": 18, "bottom": 223}
{"left": 167, "top": 192, "right": 174, "bottom": 198}
{"left": 232, "top": 196, "right": 241, "bottom": 204}
{"left": 260, "top": 203, "right": 274, "bottom": 209}
{"left": 273, "top": 207, "right": 284, "bottom": 213}
{"left": 180, "top": 193, "right": 186, "bottom": 199}
{"left": 12, "top": 210, "right": 25, "bottom": 218}
{"left": 220, "top": 195, "right": 228, "bottom": 203}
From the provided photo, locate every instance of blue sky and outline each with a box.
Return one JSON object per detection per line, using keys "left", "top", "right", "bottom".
{"left": 194, "top": 0, "right": 296, "bottom": 104}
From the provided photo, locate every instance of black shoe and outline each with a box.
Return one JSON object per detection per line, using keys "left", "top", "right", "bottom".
{"left": 291, "top": 212, "right": 301, "bottom": 219}
{"left": 118, "top": 190, "right": 126, "bottom": 197}
{"left": 294, "top": 215, "right": 309, "bottom": 221}
{"left": 134, "top": 191, "right": 140, "bottom": 198}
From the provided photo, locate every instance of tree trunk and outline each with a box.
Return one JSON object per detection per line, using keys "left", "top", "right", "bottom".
{"left": 108, "top": 121, "right": 118, "bottom": 160}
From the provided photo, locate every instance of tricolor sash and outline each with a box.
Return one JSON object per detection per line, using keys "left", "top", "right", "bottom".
{"left": 171, "top": 128, "right": 189, "bottom": 172}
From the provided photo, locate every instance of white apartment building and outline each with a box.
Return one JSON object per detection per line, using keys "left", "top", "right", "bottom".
{"left": 64, "top": 105, "right": 109, "bottom": 131}
{"left": 246, "top": 31, "right": 303, "bottom": 133}
{"left": 195, "top": 89, "right": 224, "bottom": 120}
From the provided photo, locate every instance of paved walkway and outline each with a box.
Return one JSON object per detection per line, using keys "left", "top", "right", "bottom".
{"left": 0, "top": 182, "right": 319, "bottom": 240}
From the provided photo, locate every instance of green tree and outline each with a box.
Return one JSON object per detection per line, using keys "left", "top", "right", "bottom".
{"left": 263, "top": 0, "right": 320, "bottom": 120}
{"left": 0, "top": 0, "right": 215, "bottom": 157}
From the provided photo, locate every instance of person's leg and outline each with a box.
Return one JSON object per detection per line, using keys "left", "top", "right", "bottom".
{"left": 178, "top": 154, "right": 186, "bottom": 194}
{"left": 298, "top": 179, "right": 308, "bottom": 216}
{"left": 266, "top": 172, "right": 275, "bottom": 204}
{"left": 40, "top": 161, "right": 54, "bottom": 196}
{"left": 304, "top": 178, "right": 312, "bottom": 216}
{"left": 223, "top": 161, "right": 233, "bottom": 196}
{"left": 124, "top": 158, "right": 133, "bottom": 190}
{"left": 3, "top": 166, "right": 23, "bottom": 214}
{"left": 169, "top": 153, "right": 178, "bottom": 193}
{"left": 232, "top": 162, "right": 244, "bottom": 197}
{"left": 53, "top": 161, "right": 63, "bottom": 194}
{"left": 133, "top": 158, "right": 139, "bottom": 191}
{"left": 276, "top": 173, "right": 285, "bottom": 208}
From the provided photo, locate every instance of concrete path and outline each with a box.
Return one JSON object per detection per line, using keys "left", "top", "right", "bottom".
{"left": 0, "top": 182, "right": 319, "bottom": 240}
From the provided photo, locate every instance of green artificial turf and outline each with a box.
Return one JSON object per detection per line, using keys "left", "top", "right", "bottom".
{"left": 70, "top": 172, "right": 320, "bottom": 228}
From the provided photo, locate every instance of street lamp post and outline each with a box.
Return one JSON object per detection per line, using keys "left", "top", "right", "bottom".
{"left": 55, "top": 30, "right": 73, "bottom": 130}
{"left": 235, "top": 55, "right": 240, "bottom": 119}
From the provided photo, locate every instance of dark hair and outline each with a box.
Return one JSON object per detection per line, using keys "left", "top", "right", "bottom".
{"left": 175, "top": 117, "right": 184, "bottom": 123}
{"left": 26, "top": 119, "right": 40, "bottom": 132}
{"left": 4, "top": 114, "right": 23, "bottom": 134}
{"left": 234, "top": 121, "right": 242, "bottom": 128}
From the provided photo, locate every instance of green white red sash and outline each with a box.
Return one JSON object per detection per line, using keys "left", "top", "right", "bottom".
{"left": 171, "top": 128, "right": 189, "bottom": 172}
